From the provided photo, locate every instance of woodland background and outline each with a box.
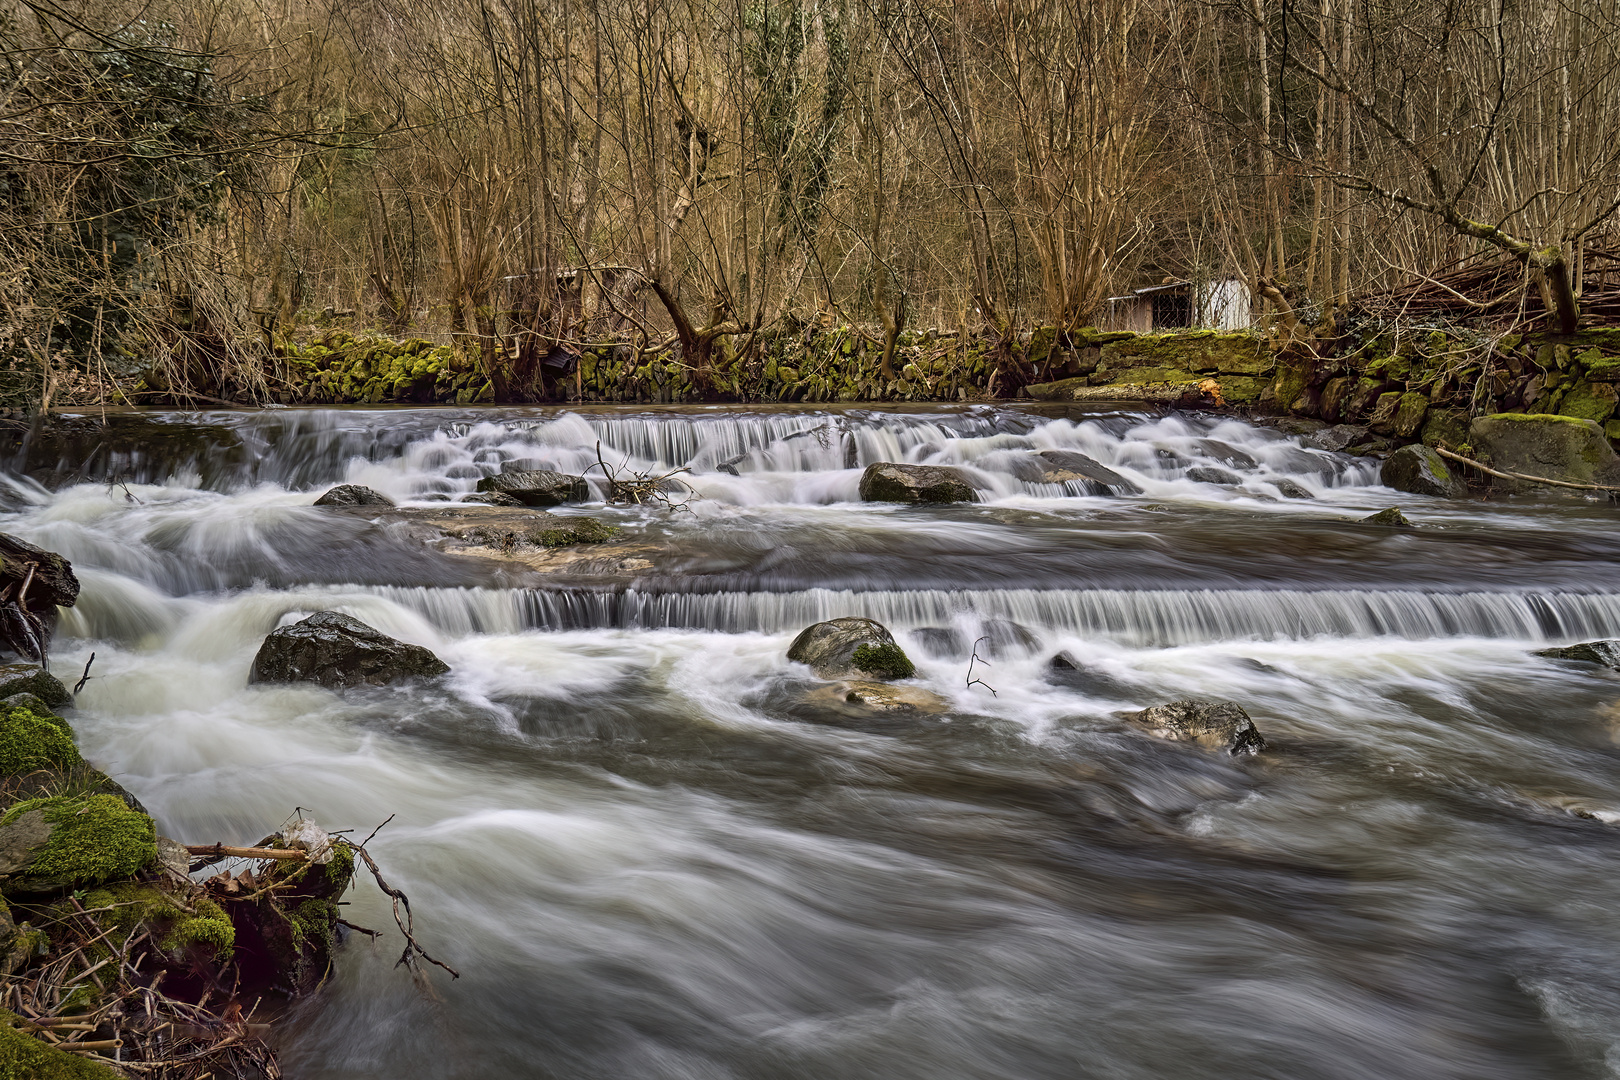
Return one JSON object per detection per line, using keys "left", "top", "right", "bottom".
{"left": 3, "top": 0, "right": 1619, "bottom": 404}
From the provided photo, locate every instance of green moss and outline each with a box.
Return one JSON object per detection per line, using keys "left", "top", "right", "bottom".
{"left": 852, "top": 643, "right": 916, "bottom": 679}
{"left": 0, "top": 707, "right": 80, "bottom": 777}
{"left": 0, "top": 1013, "right": 122, "bottom": 1078}
{"left": 163, "top": 897, "right": 234, "bottom": 956}
{"left": 0, "top": 795, "right": 155, "bottom": 895}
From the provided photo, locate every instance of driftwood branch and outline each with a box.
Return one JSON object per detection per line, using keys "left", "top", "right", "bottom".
{"left": 183, "top": 843, "right": 309, "bottom": 861}
{"left": 1434, "top": 446, "right": 1620, "bottom": 493}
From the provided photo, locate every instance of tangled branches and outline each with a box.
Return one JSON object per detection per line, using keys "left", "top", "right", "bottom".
{"left": 586, "top": 440, "right": 695, "bottom": 510}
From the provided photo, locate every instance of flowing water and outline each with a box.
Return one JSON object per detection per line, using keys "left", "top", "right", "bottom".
{"left": 8, "top": 403, "right": 1620, "bottom": 1079}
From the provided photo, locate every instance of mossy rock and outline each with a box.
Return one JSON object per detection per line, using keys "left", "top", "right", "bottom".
{"left": 80, "top": 881, "right": 235, "bottom": 961}
{"left": 0, "top": 1013, "right": 123, "bottom": 1078}
{"left": 852, "top": 643, "right": 916, "bottom": 680}
{"left": 1470, "top": 413, "right": 1620, "bottom": 494}
{"left": 535, "top": 517, "right": 621, "bottom": 547}
{"left": 0, "top": 706, "right": 79, "bottom": 777}
{"left": 0, "top": 794, "right": 155, "bottom": 895}
{"left": 1557, "top": 381, "right": 1619, "bottom": 424}
{"left": 1421, "top": 408, "right": 1470, "bottom": 451}
{"left": 0, "top": 666, "right": 69, "bottom": 710}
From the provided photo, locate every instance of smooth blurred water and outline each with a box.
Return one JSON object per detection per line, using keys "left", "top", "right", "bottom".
{"left": 10, "top": 403, "right": 1620, "bottom": 1079}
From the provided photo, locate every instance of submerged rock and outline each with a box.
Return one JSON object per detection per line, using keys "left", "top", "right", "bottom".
{"left": 461, "top": 490, "right": 523, "bottom": 507}
{"left": 1272, "top": 478, "right": 1314, "bottom": 499}
{"left": 1382, "top": 444, "right": 1466, "bottom": 498}
{"left": 1030, "top": 450, "right": 1142, "bottom": 495}
{"left": 313, "top": 484, "right": 394, "bottom": 507}
{"left": 476, "top": 469, "right": 590, "bottom": 506}
{"left": 1306, "top": 424, "right": 1371, "bottom": 453}
{"left": 1195, "top": 439, "right": 1257, "bottom": 470}
{"left": 0, "top": 793, "right": 156, "bottom": 895}
{"left": 1186, "top": 465, "right": 1241, "bottom": 485}
{"left": 787, "top": 618, "right": 916, "bottom": 680}
{"left": 858, "top": 463, "right": 977, "bottom": 504}
{"left": 803, "top": 680, "right": 950, "bottom": 715}
{"left": 1469, "top": 413, "right": 1620, "bottom": 494}
{"left": 0, "top": 664, "right": 70, "bottom": 708}
{"left": 1537, "top": 640, "right": 1620, "bottom": 668}
{"left": 1360, "top": 507, "right": 1416, "bottom": 528}
{"left": 1123, "top": 699, "right": 1268, "bottom": 755}
{"left": 249, "top": 611, "right": 450, "bottom": 690}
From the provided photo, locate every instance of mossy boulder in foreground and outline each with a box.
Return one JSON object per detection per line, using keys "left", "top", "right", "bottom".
{"left": 0, "top": 666, "right": 70, "bottom": 710}
{"left": 0, "top": 794, "right": 156, "bottom": 895}
{"left": 0, "top": 704, "right": 80, "bottom": 776}
{"left": 1381, "top": 444, "right": 1467, "bottom": 498}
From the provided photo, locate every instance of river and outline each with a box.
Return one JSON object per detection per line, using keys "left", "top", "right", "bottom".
{"left": 5, "top": 403, "right": 1620, "bottom": 1079}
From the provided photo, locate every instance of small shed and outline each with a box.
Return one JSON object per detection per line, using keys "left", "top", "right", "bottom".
{"left": 1103, "top": 278, "right": 1252, "bottom": 333}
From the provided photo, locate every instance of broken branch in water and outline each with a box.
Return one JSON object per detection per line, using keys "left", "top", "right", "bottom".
{"left": 340, "top": 837, "right": 461, "bottom": 983}
{"left": 965, "top": 635, "right": 997, "bottom": 696}
{"left": 1434, "top": 446, "right": 1620, "bottom": 494}
{"left": 73, "top": 652, "right": 95, "bottom": 693}
{"left": 184, "top": 843, "right": 310, "bottom": 861}
{"left": 586, "top": 439, "right": 695, "bottom": 510}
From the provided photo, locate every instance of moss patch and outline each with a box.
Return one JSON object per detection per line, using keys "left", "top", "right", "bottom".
{"left": 80, "top": 882, "right": 235, "bottom": 961}
{"left": 0, "top": 1012, "right": 122, "bottom": 1078}
{"left": 0, "top": 795, "right": 155, "bottom": 895}
{"left": 852, "top": 644, "right": 916, "bottom": 680}
{"left": 0, "top": 707, "right": 80, "bottom": 778}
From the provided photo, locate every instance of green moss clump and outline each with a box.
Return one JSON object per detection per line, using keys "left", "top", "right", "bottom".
{"left": 0, "top": 795, "right": 155, "bottom": 895}
{"left": 162, "top": 897, "right": 234, "bottom": 956}
{"left": 852, "top": 643, "right": 916, "bottom": 679}
{"left": 0, "top": 1013, "right": 122, "bottom": 1078}
{"left": 81, "top": 882, "right": 235, "bottom": 961}
{"left": 0, "top": 707, "right": 80, "bottom": 778}
{"left": 535, "top": 518, "right": 621, "bottom": 547}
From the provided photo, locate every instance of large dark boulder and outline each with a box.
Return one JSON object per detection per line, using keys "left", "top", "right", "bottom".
{"left": 476, "top": 469, "right": 589, "bottom": 506}
{"left": 858, "top": 463, "right": 977, "bottom": 504}
{"left": 249, "top": 611, "right": 450, "bottom": 690}
{"left": 787, "top": 618, "right": 916, "bottom": 680}
{"left": 1469, "top": 413, "right": 1620, "bottom": 494}
{"left": 313, "top": 484, "right": 395, "bottom": 507}
{"left": 1026, "top": 450, "right": 1142, "bottom": 495}
{"left": 1381, "top": 444, "right": 1467, "bottom": 498}
{"left": 1123, "top": 699, "right": 1268, "bottom": 755}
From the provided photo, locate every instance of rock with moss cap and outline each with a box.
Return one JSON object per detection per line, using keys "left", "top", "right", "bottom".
{"left": 1469, "top": 413, "right": 1620, "bottom": 494}
{"left": 787, "top": 618, "right": 916, "bottom": 680}
{"left": 249, "top": 610, "right": 450, "bottom": 690}
{"left": 0, "top": 666, "right": 69, "bottom": 709}
{"left": 1360, "top": 507, "right": 1416, "bottom": 528}
{"left": 1382, "top": 444, "right": 1467, "bottom": 498}
{"left": 0, "top": 794, "right": 155, "bottom": 895}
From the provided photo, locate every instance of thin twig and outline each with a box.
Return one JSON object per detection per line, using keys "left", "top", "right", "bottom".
{"left": 965, "top": 636, "right": 997, "bottom": 696}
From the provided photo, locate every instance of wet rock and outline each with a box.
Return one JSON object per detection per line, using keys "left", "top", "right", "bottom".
{"left": 0, "top": 793, "right": 156, "bottom": 895}
{"left": 911, "top": 627, "right": 966, "bottom": 659}
{"left": 1359, "top": 507, "right": 1416, "bottom": 528}
{"left": 980, "top": 618, "right": 1040, "bottom": 657}
{"left": 249, "top": 611, "right": 450, "bottom": 690}
{"left": 1030, "top": 450, "right": 1142, "bottom": 495}
{"left": 1537, "top": 640, "right": 1620, "bottom": 668}
{"left": 476, "top": 469, "right": 590, "bottom": 506}
{"left": 1046, "top": 653, "right": 1130, "bottom": 697}
{"left": 1195, "top": 439, "right": 1257, "bottom": 469}
{"left": 1266, "top": 417, "right": 1329, "bottom": 437}
{"left": 313, "top": 484, "right": 394, "bottom": 508}
{"left": 858, "top": 463, "right": 978, "bottom": 504}
{"left": 804, "top": 680, "right": 950, "bottom": 715}
{"left": 461, "top": 490, "right": 523, "bottom": 507}
{"left": 1381, "top": 444, "right": 1466, "bottom": 498}
{"left": 0, "top": 665, "right": 69, "bottom": 708}
{"left": 1306, "top": 424, "right": 1371, "bottom": 453}
{"left": 1123, "top": 699, "right": 1268, "bottom": 755}
{"left": 787, "top": 617, "right": 915, "bottom": 680}
{"left": 1187, "top": 465, "right": 1241, "bottom": 485}
{"left": 1469, "top": 413, "right": 1620, "bottom": 494}
{"left": 0, "top": 533, "right": 80, "bottom": 611}
{"left": 1272, "top": 478, "right": 1314, "bottom": 499}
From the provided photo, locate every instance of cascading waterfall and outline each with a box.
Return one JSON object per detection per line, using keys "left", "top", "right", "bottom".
{"left": 10, "top": 402, "right": 1620, "bottom": 1080}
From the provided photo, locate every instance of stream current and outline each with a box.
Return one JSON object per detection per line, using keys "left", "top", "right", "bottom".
{"left": 6, "top": 403, "right": 1620, "bottom": 1078}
